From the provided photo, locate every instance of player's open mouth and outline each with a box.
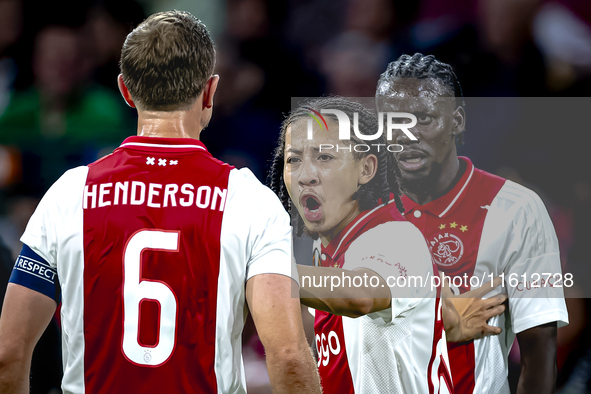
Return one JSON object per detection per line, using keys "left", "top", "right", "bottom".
{"left": 397, "top": 151, "right": 427, "bottom": 171}
{"left": 301, "top": 194, "right": 322, "bottom": 222}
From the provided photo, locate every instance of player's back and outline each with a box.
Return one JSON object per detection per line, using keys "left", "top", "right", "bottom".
{"left": 24, "top": 136, "right": 291, "bottom": 393}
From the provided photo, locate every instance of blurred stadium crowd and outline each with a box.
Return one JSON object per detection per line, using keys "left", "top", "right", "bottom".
{"left": 1, "top": 0, "right": 591, "bottom": 393}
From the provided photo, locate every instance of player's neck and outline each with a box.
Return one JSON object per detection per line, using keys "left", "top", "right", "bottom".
{"left": 404, "top": 157, "right": 464, "bottom": 205}
{"left": 136, "top": 108, "right": 204, "bottom": 140}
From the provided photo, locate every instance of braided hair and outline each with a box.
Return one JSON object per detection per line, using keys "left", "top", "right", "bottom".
{"left": 376, "top": 53, "right": 466, "bottom": 146}
{"left": 267, "top": 96, "right": 405, "bottom": 237}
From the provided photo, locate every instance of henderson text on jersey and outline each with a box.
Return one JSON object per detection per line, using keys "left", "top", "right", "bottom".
{"left": 83, "top": 181, "right": 228, "bottom": 211}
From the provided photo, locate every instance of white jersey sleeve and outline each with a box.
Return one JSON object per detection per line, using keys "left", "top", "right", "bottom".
{"left": 485, "top": 180, "right": 569, "bottom": 333}
{"left": 18, "top": 167, "right": 88, "bottom": 394}
{"left": 20, "top": 166, "right": 89, "bottom": 270}
{"left": 224, "top": 168, "right": 298, "bottom": 285}
{"left": 343, "top": 221, "right": 435, "bottom": 324}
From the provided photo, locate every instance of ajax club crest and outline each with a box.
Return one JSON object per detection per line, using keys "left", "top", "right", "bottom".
{"left": 429, "top": 232, "right": 464, "bottom": 267}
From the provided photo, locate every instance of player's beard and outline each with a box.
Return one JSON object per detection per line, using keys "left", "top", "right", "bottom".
{"left": 303, "top": 227, "right": 320, "bottom": 241}
{"left": 294, "top": 213, "right": 321, "bottom": 240}
{"left": 401, "top": 161, "right": 443, "bottom": 197}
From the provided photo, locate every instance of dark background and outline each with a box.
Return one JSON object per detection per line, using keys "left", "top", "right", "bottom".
{"left": 1, "top": 0, "right": 590, "bottom": 392}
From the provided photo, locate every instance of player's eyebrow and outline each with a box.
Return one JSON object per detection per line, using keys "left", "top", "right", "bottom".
{"left": 285, "top": 147, "right": 323, "bottom": 154}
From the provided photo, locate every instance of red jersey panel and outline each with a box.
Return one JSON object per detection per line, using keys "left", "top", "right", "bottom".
{"left": 400, "top": 157, "right": 570, "bottom": 394}
{"left": 402, "top": 158, "right": 505, "bottom": 394}
{"left": 83, "top": 136, "right": 232, "bottom": 393}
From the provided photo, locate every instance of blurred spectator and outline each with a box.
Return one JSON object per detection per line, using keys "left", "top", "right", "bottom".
{"left": 312, "top": 0, "right": 400, "bottom": 96}
{"left": 402, "top": 0, "right": 548, "bottom": 96}
{"left": 0, "top": 145, "right": 21, "bottom": 188}
{"left": 201, "top": 0, "right": 321, "bottom": 178}
{"left": 345, "top": 0, "right": 396, "bottom": 43}
{"left": 0, "top": 193, "right": 39, "bottom": 259}
{"left": 0, "top": 234, "right": 12, "bottom": 305}
{"left": 0, "top": 1, "right": 589, "bottom": 392}
{"left": 478, "top": 0, "right": 540, "bottom": 64}
{"left": 410, "top": 0, "right": 477, "bottom": 49}
{"left": 212, "top": 39, "right": 266, "bottom": 116}
{"left": 150, "top": 0, "right": 225, "bottom": 38}
{"left": 0, "top": 24, "right": 132, "bottom": 190}
{"left": 87, "top": 0, "right": 145, "bottom": 91}
{"left": 0, "top": 0, "right": 23, "bottom": 116}
{"left": 0, "top": 25, "right": 127, "bottom": 143}
{"left": 285, "top": 0, "right": 345, "bottom": 70}
{"left": 320, "top": 31, "right": 390, "bottom": 96}
{"left": 200, "top": 37, "right": 277, "bottom": 179}
{"left": 225, "top": 0, "right": 319, "bottom": 110}
{"left": 533, "top": 0, "right": 591, "bottom": 94}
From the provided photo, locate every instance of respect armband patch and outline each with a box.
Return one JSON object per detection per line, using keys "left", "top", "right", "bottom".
{"left": 9, "top": 244, "right": 59, "bottom": 301}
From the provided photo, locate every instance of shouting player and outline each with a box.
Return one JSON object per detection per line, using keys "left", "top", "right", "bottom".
{"left": 376, "top": 53, "right": 569, "bottom": 394}
{"left": 269, "top": 97, "right": 454, "bottom": 393}
{"left": 0, "top": 11, "right": 321, "bottom": 394}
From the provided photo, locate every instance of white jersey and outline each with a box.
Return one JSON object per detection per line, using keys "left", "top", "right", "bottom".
{"left": 402, "top": 157, "right": 569, "bottom": 394}
{"left": 311, "top": 203, "right": 453, "bottom": 394}
{"left": 11, "top": 136, "right": 296, "bottom": 394}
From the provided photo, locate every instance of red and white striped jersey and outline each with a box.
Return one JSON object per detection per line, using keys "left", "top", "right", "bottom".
{"left": 312, "top": 203, "right": 453, "bottom": 394}
{"left": 18, "top": 136, "right": 295, "bottom": 394}
{"left": 402, "top": 157, "right": 569, "bottom": 394}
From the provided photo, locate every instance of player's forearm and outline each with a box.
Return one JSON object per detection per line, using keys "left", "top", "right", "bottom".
{"left": 0, "top": 352, "right": 30, "bottom": 394}
{"left": 297, "top": 265, "right": 389, "bottom": 317}
{"left": 0, "top": 284, "right": 55, "bottom": 394}
{"left": 517, "top": 361, "right": 556, "bottom": 394}
{"left": 299, "top": 295, "right": 333, "bottom": 315}
{"left": 298, "top": 265, "right": 361, "bottom": 298}
{"left": 266, "top": 344, "right": 322, "bottom": 394}
{"left": 299, "top": 277, "right": 369, "bottom": 317}
{"left": 300, "top": 295, "right": 374, "bottom": 318}
{"left": 516, "top": 323, "right": 558, "bottom": 394}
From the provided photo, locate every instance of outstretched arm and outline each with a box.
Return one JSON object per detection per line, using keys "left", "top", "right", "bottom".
{"left": 0, "top": 284, "right": 57, "bottom": 394}
{"left": 442, "top": 276, "right": 507, "bottom": 342}
{"left": 297, "top": 265, "right": 391, "bottom": 318}
{"left": 246, "top": 274, "right": 322, "bottom": 394}
{"left": 516, "top": 322, "right": 557, "bottom": 394}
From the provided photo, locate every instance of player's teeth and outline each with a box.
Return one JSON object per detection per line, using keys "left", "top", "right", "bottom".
{"left": 406, "top": 158, "right": 421, "bottom": 163}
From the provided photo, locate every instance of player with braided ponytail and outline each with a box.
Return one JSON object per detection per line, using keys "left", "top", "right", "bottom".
{"left": 268, "top": 96, "right": 454, "bottom": 393}
{"left": 268, "top": 96, "right": 404, "bottom": 237}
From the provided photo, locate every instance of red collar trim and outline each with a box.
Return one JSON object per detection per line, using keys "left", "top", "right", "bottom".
{"left": 119, "top": 136, "right": 208, "bottom": 151}
{"left": 401, "top": 157, "right": 474, "bottom": 218}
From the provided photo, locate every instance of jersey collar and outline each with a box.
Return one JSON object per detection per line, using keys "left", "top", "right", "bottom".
{"left": 401, "top": 156, "right": 475, "bottom": 218}
{"left": 321, "top": 201, "right": 399, "bottom": 261}
{"left": 118, "top": 136, "right": 209, "bottom": 152}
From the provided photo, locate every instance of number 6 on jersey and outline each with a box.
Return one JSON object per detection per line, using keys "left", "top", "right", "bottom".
{"left": 122, "top": 229, "right": 180, "bottom": 366}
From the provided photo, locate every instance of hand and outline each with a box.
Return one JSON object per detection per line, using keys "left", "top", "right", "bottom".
{"left": 441, "top": 274, "right": 507, "bottom": 342}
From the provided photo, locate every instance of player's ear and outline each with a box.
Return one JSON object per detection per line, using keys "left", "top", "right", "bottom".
{"left": 117, "top": 74, "right": 136, "bottom": 108}
{"left": 452, "top": 105, "right": 466, "bottom": 136}
{"left": 358, "top": 154, "right": 378, "bottom": 186}
{"left": 202, "top": 75, "right": 220, "bottom": 109}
